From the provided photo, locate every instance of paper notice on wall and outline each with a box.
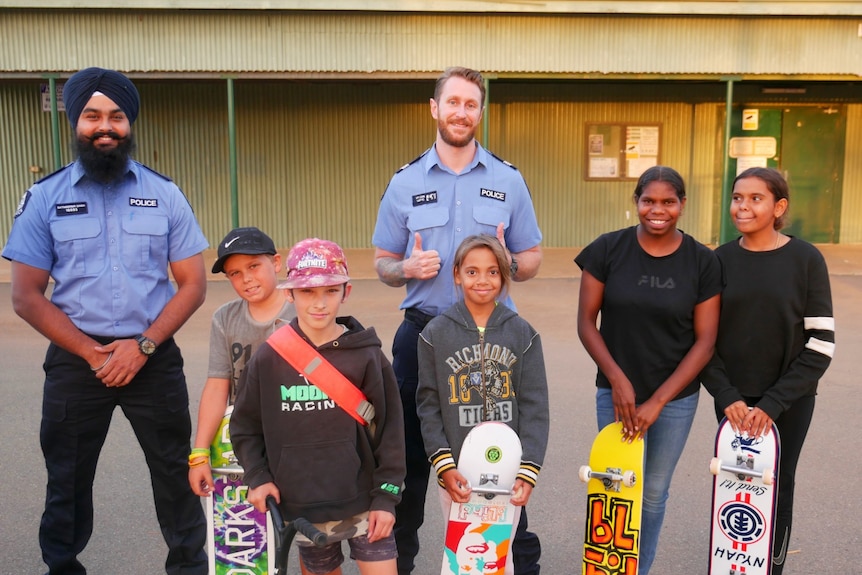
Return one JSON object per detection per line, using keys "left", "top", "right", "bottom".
{"left": 736, "top": 156, "right": 768, "bottom": 174}
{"left": 742, "top": 109, "right": 759, "bottom": 131}
{"left": 589, "top": 157, "right": 618, "bottom": 178}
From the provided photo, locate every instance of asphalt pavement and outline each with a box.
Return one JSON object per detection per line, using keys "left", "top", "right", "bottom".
{"left": 1, "top": 247, "right": 860, "bottom": 574}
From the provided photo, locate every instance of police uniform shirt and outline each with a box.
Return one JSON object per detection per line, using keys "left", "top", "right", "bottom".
{"left": 372, "top": 142, "right": 542, "bottom": 317}
{"left": 2, "top": 160, "right": 209, "bottom": 337}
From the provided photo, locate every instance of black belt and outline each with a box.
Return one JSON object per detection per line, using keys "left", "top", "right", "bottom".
{"left": 404, "top": 308, "right": 436, "bottom": 330}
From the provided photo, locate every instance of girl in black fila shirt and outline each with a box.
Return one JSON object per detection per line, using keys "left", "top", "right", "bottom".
{"left": 701, "top": 167, "right": 834, "bottom": 575}
{"left": 576, "top": 165, "right": 722, "bottom": 574}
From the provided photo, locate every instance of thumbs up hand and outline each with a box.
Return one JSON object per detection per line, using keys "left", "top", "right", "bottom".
{"left": 402, "top": 232, "right": 441, "bottom": 280}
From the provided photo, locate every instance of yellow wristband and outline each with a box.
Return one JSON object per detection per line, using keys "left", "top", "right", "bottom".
{"left": 189, "top": 447, "right": 210, "bottom": 459}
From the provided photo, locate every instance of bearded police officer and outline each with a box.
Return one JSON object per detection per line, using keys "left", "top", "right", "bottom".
{"left": 372, "top": 66, "right": 543, "bottom": 575}
{"left": 3, "top": 67, "right": 208, "bottom": 575}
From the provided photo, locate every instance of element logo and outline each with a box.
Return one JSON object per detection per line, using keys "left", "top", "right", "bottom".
{"left": 485, "top": 446, "right": 502, "bottom": 464}
{"left": 718, "top": 501, "right": 766, "bottom": 544}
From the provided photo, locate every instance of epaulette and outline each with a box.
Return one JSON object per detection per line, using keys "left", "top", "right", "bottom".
{"left": 33, "top": 162, "right": 74, "bottom": 185}
{"left": 138, "top": 162, "right": 174, "bottom": 182}
{"left": 487, "top": 150, "right": 518, "bottom": 170}
{"left": 395, "top": 148, "right": 430, "bottom": 173}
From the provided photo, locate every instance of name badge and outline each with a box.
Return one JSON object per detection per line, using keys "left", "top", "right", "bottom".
{"left": 480, "top": 188, "right": 506, "bottom": 202}
{"left": 55, "top": 202, "right": 88, "bottom": 216}
{"left": 129, "top": 197, "right": 159, "bottom": 208}
{"left": 412, "top": 192, "right": 438, "bottom": 206}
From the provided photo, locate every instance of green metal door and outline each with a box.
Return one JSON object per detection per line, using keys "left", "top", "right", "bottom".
{"left": 779, "top": 107, "right": 845, "bottom": 243}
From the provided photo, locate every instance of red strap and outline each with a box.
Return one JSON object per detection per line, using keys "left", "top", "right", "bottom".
{"left": 267, "top": 325, "right": 374, "bottom": 427}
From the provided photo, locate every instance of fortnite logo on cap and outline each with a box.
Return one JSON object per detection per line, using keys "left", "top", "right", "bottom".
{"left": 296, "top": 250, "right": 327, "bottom": 271}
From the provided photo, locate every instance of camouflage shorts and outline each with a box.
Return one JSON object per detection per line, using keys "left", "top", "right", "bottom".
{"left": 294, "top": 511, "right": 369, "bottom": 546}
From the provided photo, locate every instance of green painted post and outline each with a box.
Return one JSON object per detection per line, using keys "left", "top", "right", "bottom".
{"left": 48, "top": 75, "right": 62, "bottom": 170}
{"left": 227, "top": 77, "right": 239, "bottom": 228}
{"left": 719, "top": 78, "right": 735, "bottom": 245}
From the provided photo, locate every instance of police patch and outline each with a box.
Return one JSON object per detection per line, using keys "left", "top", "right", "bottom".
{"left": 412, "top": 192, "right": 438, "bottom": 206}
{"left": 55, "top": 202, "right": 88, "bottom": 216}
{"left": 14, "top": 191, "right": 31, "bottom": 218}
{"left": 480, "top": 188, "right": 506, "bottom": 202}
{"left": 129, "top": 197, "right": 158, "bottom": 208}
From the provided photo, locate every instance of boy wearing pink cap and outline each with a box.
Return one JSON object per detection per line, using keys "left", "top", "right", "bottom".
{"left": 230, "top": 238, "right": 406, "bottom": 575}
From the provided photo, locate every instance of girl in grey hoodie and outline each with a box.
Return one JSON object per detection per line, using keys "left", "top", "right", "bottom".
{"left": 417, "top": 234, "right": 550, "bottom": 574}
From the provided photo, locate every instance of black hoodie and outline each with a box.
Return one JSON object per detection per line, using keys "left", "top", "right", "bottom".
{"left": 231, "top": 316, "right": 406, "bottom": 523}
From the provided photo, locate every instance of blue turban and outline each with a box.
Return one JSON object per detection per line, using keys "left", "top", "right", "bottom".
{"left": 63, "top": 67, "right": 140, "bottom": 129}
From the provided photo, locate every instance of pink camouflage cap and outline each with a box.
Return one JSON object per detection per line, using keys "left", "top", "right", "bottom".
{"left": 278, "top": 238, "right": 351, "bottom": 289}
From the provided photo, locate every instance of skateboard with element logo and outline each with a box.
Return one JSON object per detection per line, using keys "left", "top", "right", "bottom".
{"left": 579, "top": 421, "right": 644, "bottom": 575}
{"left": 206, "top": 405, "right": 276, "bottom": 574}
{"left": 441, "top": 421, "right": 522, "bottom": 575}
{"left": 709, "top": 417, "right": 780, "bottom": 575}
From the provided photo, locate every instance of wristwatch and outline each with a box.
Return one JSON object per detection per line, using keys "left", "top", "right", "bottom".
{"left": 135, "top": 335, "right": 157, "bottom": 356}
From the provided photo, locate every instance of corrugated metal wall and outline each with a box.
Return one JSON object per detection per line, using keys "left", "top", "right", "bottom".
{"left": 3, "top": 80, "right": 861, "bottom": 249}
{"left": 0, "top": 83, "right": 72, "bottom": 244}
{"left": 1, "top": 11, "right": 860, "bottom": 77}
{"left": 229, "top": 81, "right": 432, "bottom": 248}
{"left": 486, "top": 83, "right": 723, "bottom": 246}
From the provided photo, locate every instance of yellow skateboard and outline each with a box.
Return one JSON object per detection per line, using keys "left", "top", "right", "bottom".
{"left": 579, "top": 422, "right": 644, "bottom": 575}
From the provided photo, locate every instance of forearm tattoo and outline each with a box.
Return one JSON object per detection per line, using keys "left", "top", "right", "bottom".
{"left": 376, "top": 257, "right": 408, "bottom": 287}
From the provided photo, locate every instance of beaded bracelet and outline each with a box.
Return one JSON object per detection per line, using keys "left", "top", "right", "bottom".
{"left": 90, "top": 351, "right": 114, "bottom": 372}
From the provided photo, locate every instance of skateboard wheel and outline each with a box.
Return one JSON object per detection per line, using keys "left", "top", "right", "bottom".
{"left": 709, "top": 457, "right": 722, "bottom": 476}
{"left": 762, "top": 467, "right": 774, "bottom": 485}
{"left": 578, "top": 465, "right": 592, "bottom": 483}
{"left": 621, "top": 470, "right": 636, "bottom": 487}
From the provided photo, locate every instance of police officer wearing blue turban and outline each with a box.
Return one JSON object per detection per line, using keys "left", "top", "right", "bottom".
{"left": 2, "top": 68, "right": 209, "bottom": 574}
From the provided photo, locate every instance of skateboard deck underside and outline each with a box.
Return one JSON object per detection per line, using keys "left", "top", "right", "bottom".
{"left": 442, "top": 422, "right": 522, "bottom": 575}
{"left": 709, "top": 419, "right": 780, "bottom": 575}
{"left": 443, "top": 492, "right": 517, "bottom": 574}
{"left": 582, "top": 422, "right": 644, "bottom": 575}
{"left": 206, "top": 406, "right": 275, "bottom": 575}
{"left": 206, "top": 473, "right": 275, "bottom": 575}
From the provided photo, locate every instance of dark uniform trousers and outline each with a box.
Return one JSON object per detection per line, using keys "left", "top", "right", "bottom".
{"left": 393, "top": 309, "right": 541, "bottom": 575}
{"left": 39, "top": 338, "right": 207, "bottom": 575}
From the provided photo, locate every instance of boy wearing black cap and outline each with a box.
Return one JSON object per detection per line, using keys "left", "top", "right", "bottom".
{"left": 189, "top": 226, "right": 294, "bottom": 496}
{"left": 3, "top": 67, "right": 209, "bottom": 573}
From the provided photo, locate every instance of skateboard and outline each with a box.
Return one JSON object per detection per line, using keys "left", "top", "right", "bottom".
{"left": 441, "top": 421, "right": 522, "bottom": 575}
{"left": 206, "top": 405, "right": 276, "bottom": 575}
{"left": 579, "top": 421, "right": 644, "bottom": 575}
{"left": 709, "top": 417, "right": 780, "bottom": 575}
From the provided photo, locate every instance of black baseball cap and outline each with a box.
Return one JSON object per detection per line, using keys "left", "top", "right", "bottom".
{"left": 212, "top": 227, "right": 277, "bottom": 273}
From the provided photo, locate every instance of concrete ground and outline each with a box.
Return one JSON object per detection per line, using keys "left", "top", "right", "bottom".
{"left": 1, "top": 245, "right": 860, "bottom": 574}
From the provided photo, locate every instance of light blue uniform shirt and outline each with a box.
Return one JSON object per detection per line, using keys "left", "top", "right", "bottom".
{"left": 372, "top": 142, "right": 542, "bottom": 316}
{"left": 2, "top": 160, "right": 209, "bottom": 337}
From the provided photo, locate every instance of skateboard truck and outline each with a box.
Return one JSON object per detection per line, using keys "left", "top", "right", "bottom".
{"left": 467, "top": 472, "right": 513, "bottom": 498}
{"left": 211, "top": 455, "right": 245, "bottom": 476}
{"left": 709, "top": 457, "right": 774, "bottom": 485}
{"left": 578, "top": 465, "right": 637, "bottom": 492}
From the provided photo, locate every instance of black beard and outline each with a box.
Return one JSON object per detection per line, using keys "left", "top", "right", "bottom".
{"left": 74, "top": 131, "right": 136, "bottom": 184}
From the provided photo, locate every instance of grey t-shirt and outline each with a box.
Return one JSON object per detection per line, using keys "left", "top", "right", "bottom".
{"left": 207, "top": 297, "right": 295, "bottom": 402}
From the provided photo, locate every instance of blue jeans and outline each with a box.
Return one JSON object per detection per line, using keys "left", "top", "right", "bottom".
{"left": 596, "top": 388, "right": 698, "bottom": 575}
